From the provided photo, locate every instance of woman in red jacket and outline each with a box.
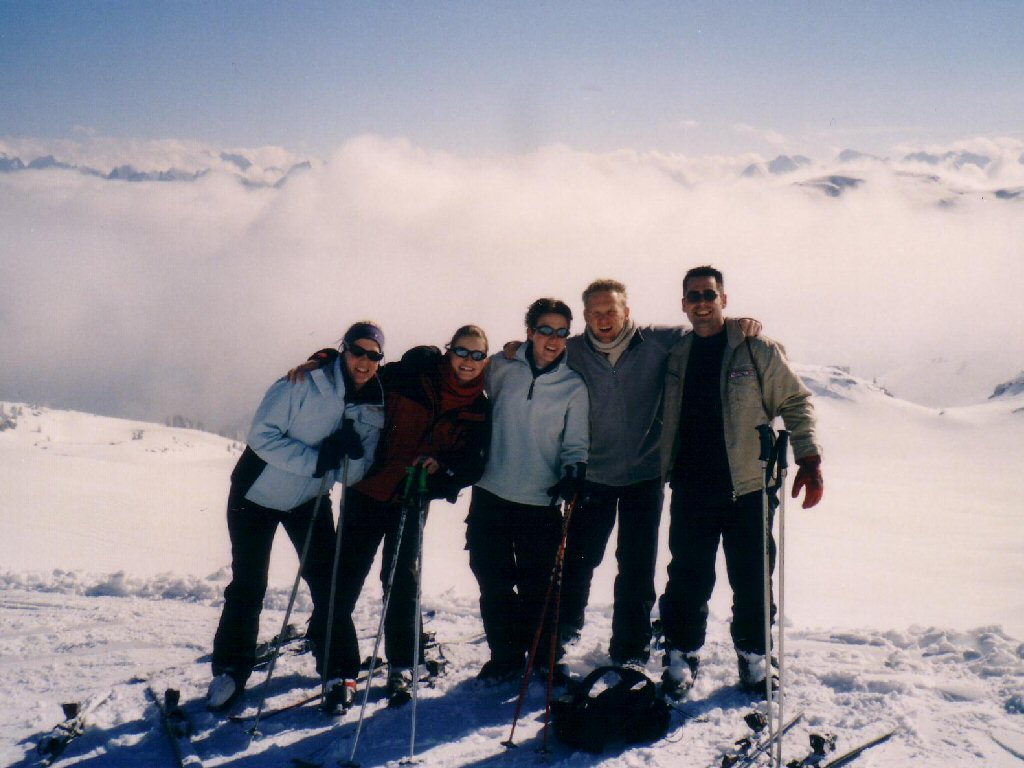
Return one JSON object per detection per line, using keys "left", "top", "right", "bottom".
{"left": 296, "top": 325, "right": 490, "bottom": 708}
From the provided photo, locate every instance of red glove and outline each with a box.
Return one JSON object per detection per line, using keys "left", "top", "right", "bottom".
{"left": 792, "top": 455, "right": 823, "bottom": 509}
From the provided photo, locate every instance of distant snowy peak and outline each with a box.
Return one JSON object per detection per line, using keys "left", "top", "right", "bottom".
{"left": 0, "top": 154, "right": 24, "bottom": 171}
{"left": 4, "top": 142, "right": 1023, "bottom": 204}
{"left": 795, "top": 364, "right": 892, "bottom": 402}
{"left": 990, "top": 371, "right": 1024, "bottom": 399}
{"left": 0, "top": 401, "right": 242, "bottom": 457}
{"left": 797, "top": 175, "right": 864, "bottom": 197}
{"left": 741, "top": 154, "right": 812, "bottom": 177}
{"left": 107, "top": 165, "right": 206, "bottom": 183}
{"left": 904, "top": 150, "right": 992, "bottom": 170}
{"left": 0, "top": 151, "right": 312, "bottom": 189}
{"left": 734, "top": 146, "right": 1023, "bottom": 203}
{"left": 219, "top": 151, "right": 252, "bottom": 172}
{"left": 836, "top": 148, "right": 886, "bottom": 163}
{"left": 994, "top": 187, "right": 1024, "bottom": 200}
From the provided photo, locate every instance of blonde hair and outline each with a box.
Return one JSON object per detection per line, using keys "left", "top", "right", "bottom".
{"left": 448, "top": 324, "right": 489, "bottom": 353}
{"left": 582, "top": 279, "right": 628, "bottom": 306}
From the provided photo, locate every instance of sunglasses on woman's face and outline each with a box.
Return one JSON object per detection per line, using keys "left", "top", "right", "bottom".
{"left": 534, "top": 325, "right": 570, "bottom": 338}
{"left": 344, "top": 344, "right": 384, "bottom": 362}
{"left": 451, "top": 345, "right": 487, "bottom": 362}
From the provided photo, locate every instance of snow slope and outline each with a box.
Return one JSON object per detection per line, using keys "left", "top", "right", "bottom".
{"left": 1, "top": 372, "right": 1023, "bottom": 767}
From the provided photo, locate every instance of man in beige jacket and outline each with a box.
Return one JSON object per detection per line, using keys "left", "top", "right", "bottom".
{"left": 657, "top": 265, "right": 823, "bottom": 701}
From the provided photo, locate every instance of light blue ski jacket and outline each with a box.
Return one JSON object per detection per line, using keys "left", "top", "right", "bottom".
{"left": 476, "top": 346, "right": 589, "bottom": 507}
{"left": 243, "top": 357, "right": 385, "bottom": 511}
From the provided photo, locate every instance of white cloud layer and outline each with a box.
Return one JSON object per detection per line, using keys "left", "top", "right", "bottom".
{"left": 2, "top": 134, "right": 1023, "bottom": 433}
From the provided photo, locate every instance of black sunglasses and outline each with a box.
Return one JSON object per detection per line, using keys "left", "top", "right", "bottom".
{"left": 534, "top": 325, "right": 570, "bottom": 338}
{"left": 685, "top": 289, "right": 720, "bottom": 303}
{"left": 451, "top": 345, "right": 487, "bottom": 362}
{"left": 344, "top": 344, "right": 384, "bottom": 362}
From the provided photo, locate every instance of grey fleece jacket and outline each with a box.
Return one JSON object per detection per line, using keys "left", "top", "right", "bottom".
{"left": 659, "top": 321, "right": 821, "bottom": 497}
{"left": 565, "top": 325, "right": 685, "bottom": 486}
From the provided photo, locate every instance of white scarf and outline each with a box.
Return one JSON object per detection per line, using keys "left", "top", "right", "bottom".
{"left": 587, "top": 319, "right": 637, "bottom": 367}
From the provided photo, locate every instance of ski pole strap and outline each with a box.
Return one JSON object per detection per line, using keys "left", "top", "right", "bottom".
{"left": 763, "top": 431, "right": 790, "bottom": 512}
{"left": 756, "top": 424, "right": 785, "bottom": 511}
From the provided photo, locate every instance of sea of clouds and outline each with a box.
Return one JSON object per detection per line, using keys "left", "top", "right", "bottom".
{"left": 2, "top": 133, "right": 1022, "bottom": 434}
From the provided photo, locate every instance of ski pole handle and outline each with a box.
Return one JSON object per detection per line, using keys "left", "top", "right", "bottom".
{"left": 775, "top": 430, "right": 790, "bottom": 472}
{"left": 756, "top": 424, "right": 776, "bottom": 463}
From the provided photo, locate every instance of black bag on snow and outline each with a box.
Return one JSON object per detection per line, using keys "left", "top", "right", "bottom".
{"left": 551, "top": 665, "right": 671, "bottom": 753}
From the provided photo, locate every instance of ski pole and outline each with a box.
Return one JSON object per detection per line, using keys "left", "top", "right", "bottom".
{"left": 319, "top": 451, "right": 351, "bottom": 705}
{"left": 408, "top": 463, "right": 430, "bottom": 762}
{"left": 503, "top": 493, "right": 578, "bottom": 749}
{"left": 344, "top": 465, "right": 421, "bottom": 768}
{"left": 773, "top": 430, "right": 790, "bottom": 768}
{"left": 248, "top": 472, "right": 331, "bottom": 740}
{"left": 538, "top": 497, "right": 572, "bottom": 754}
{"left": 755, "top": 423, "right": 777, "bottom": 766}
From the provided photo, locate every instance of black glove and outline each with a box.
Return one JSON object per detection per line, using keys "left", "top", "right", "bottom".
{"left": 427, "top": 466, "right": 460, "bottom": 503}
{"left": 547, "top": 462, "right": 587, "bottom": 504}
{"left": 313, "top": 419, "right": 364, "bottom": 478}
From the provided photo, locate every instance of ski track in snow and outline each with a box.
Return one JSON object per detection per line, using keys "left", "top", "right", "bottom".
{"left": 2, "top": 588, "right": 1023, "bottom": 768}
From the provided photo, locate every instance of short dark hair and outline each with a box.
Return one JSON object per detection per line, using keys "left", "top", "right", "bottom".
{"left": 525, "top": 298, "right": 572, "bottom": 329}
{"left": 448, "top": 324, "right": 489, "bottom": 353}
{"left": 683, "top": 265, "right": 724, "bottom": 293}
{"left": 582, "top": 279, "right": 627, "bottom": 306}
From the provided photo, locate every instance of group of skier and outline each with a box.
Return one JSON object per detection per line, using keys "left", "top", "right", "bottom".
{"left": 207, "top": 266, "right": 823, "bottom": 717}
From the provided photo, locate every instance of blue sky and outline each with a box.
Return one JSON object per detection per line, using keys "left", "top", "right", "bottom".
{"left": 2, "top": 1, "right": 1022, "bottom": 156}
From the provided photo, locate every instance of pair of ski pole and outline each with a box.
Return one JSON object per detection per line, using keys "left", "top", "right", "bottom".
{"left": 247, "top": 461, "right": 341, "bottom": 739}
{"left": 503, "top": 492, "right": 580, "bottom": 753}
{"left": 344, "top": 463, "right": 430, "bottom": 767}
{"left": 757, "top": 424, "right": 790, "bottom": 768}
{"left": 248, "top": 417, "right": 362, "bottom": 737}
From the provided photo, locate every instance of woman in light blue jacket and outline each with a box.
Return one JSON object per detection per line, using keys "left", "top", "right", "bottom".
{"left": 207, "top": 322, "right": 386, "bottom": 712}
{"left": 468, "top": 298, "right": 589, "bottom": 685}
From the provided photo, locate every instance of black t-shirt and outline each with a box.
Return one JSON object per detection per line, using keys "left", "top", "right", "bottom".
{"left": 672, "top": 329, "right": 731, "bottom": 491}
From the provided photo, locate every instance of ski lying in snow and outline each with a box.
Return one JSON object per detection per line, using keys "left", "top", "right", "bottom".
{"left": 36, "top": 690, "right": 113, "bottom": 766}
{"left": 718, "top": 710, "right": 804, "bottom": 768}
{"left": 147, "top": 687, "right": 203, "bottom": 768}
{"left": 815, "top": 729, "right": 896, "bottom": 768}
{"left": 229, "top": 690, "right": 324, "bottom": 724}
{"left": 36, "top": 702, "right": 87, "bottom": 766}
{"left": 252, "top": 623, "right": 308, "bottom": 669}
{"left": 785, "top": 731, "right": 837, "bottom": 767}
{"left": 229, "top": 647, "right": 448, "bottom": 726}
{"left": 992, "top": 733, "right": 1024, "bottom": 762}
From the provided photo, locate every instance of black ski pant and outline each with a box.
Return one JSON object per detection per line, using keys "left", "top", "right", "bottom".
{"left": 466, "top": 487, "right": 563, "bottom": 668}
{"left": 658, "top": 487, "right": 776, "bottom": 657}
{"left": 330, "top": 488, "right": 426, "bottom": 678}
{"left": 559, "top": 477, "right": 663, "bottom": 663}
{"left": 212, "top": 488, "right": 344, "bottom": 681}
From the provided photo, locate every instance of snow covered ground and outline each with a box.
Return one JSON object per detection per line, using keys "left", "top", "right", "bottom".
{"left": 2, "top": 369, "right": 1023, "bottom": 767}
